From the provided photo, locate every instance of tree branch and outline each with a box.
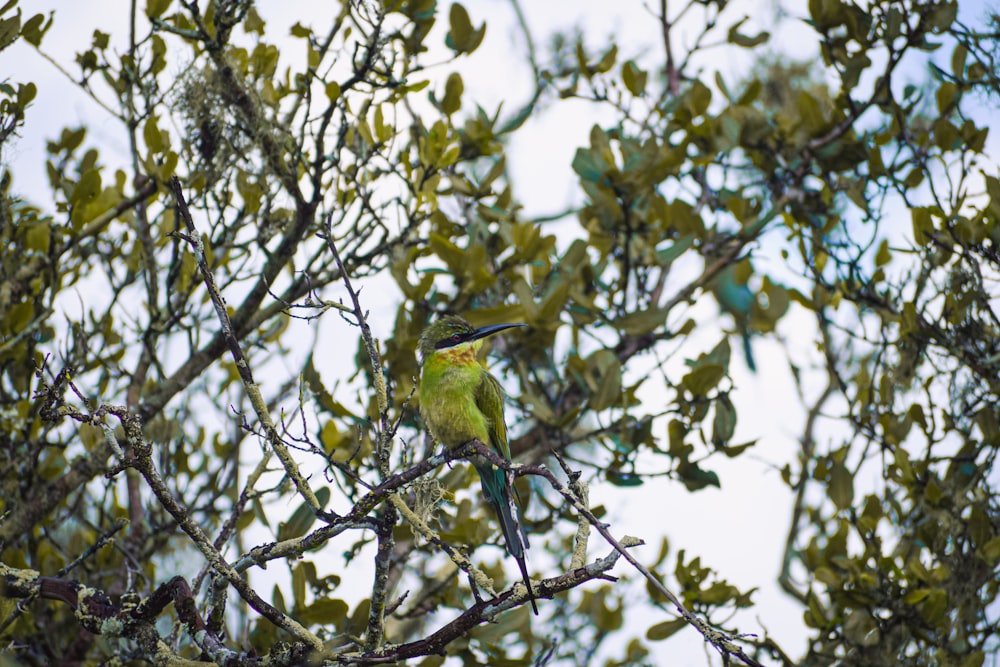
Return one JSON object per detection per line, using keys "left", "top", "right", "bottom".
{"left": 467, "top": 440, "right": 764, "bottom": 667}
{"left": 170, "top": 177, "right": 324, "bottom": 516}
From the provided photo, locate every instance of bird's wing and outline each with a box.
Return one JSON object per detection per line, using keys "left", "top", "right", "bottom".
{"left": 472, "top": 369, "right": 538, "bottom": 614}
{"left": 474, "top": 370, "right": 511, "bottom": 460}
{"left": 715, "top": 266, "right": 755, "bottom": 315}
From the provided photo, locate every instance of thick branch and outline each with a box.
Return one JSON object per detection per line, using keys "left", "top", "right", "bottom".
{"left": 0, "top": 564, "right": 315, "bottom": 667}
{"left": 105, "top": 402, "right": 322, "bottom": 650}
{"left": 331, "top": 548, "right": 624, "bottom": 665}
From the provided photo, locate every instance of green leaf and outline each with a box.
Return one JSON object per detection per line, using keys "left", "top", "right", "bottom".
{"left": 976, "top": 407, "right": 999, "bottom": 443}
{"left": 479, "top": 155, "right": 505, "bottom": 189}
{"left": 622, "top": 60, "right": 647, "bottom": 96}
{"left": 903, "top": 167, "right": 924, "bottom": 189}
{"left": 655, "top": 234, "right": 694, "bottom": 265}
{"left": 611, "top": 307, "right": 667, "bottom": 336}
{"left": 272, "top": 584, "right": 286, "bottom": 614}
{"left": 373, "top": 105, "right": 392, "bottom": 143}
{"left": 808, "top": 0, "right": 844, "bottom": 30}
{"left": 979, "top": 535, "right": 1000, "bottom": 566}
{"left": 292, "top": 560, "right": 306, "bottom": 602}
{"left": 571, "top": 147, "right": 607, "bottom": 184}
{"left": 0, "top": 12, "right": 19, "bottom": 51}
{"left": 320, "top": 420, "right": 345, "bottom": 453}
{"left": 918, "top": 589, "right": 948, "bottom": 624}
{"left": 403, "top": 79, "right": 430, "bottom": 94}
{"left": 277, "top": 487, "right": 331, "bottom": 541}
{"left": 667, "top": 419, "right": 688, "bottom": 457}
{"left": 143, "top": 115, "right": 163, "bottom": 153}
{"left": 714, "top": 71, "right": 733, "bottom": 103}
{"left": 699, "top": 338, "right": 732, "bottom": 370}
{"left": 593, "top": 45, "right": 617, "bottom": 74}
{"left": 325, "top": 81, "right": 341, "bottom": 101}
{"left": 25, "top": 221, "right": 50, "bottom": 253}
{"left": 446, "top": 3, "right": 470, "bottom": 49}
{"left": 685, "top": 80, "right": 711, "bottom": 116}
{"left": 985, "top": 176, "right": 1000, "bottom": 219}
{"left": 299, "top": 598, "right": 349, "bottom": 626}
{"left": 727, "top": 18, "right": 769, "bottom": 47}
{"left": 146, "top": 0, "right": 171, "bottom": 19}
{"left": 445, "top": 3, "right": 485, "bottom": 55}
{"left": 70, "top": 169, "right": 102, "bottom": 208}
{"left": 911, "top": 207, "right": 934, "bottom": 244}
{"left": 874, "top": 239, "right": 891, "bottom": 267}
{"left": 646, "top": 618, "right": 686, "bottom": 641}
{"left": 21, "top": 12, "right": 48, "bottom": 46}
{"left": 440, "top": 72, "right": 463, "bottom": 116}
{"left": 79, "top": 423, "right": 102, "bottom": 451}
{"left": 711, "top": 394, "right": 736, "bottom": 447}
{"left": 677, "top": 462, "right": 720, "bottom": 491}
{"left": 427, "top": 233, "right": 465, "bottom": 273}
{"left": 60, "top": 126, "right": 87, "bottom": 152}
{"left": 925, "top": 1, "right": 957, "bottom": 31}
{"left": 936, "top": 81, "right": 958, "bottom": 113}
{"left": 244, "top": 7, "right": 265, "bottom": 34}
{"left": 290, "top": 22, "right": 311, "bottom": 38}
{"left": 606, "top": 469, "right": 643, "bottom": 487}
{"left": 720, "top": 440, "right": 756, "bottom": 458}
{"left": 586, "top": 349, "right": 622, "bottom": 411}
{"left": 828, "top": 462, "right": 854, "bottom": 510}
{"left": 961, "top": 652, "right": 986, "bottom": 667}
{"left": 798, "top": 91, "right": 826, "bottom": 132}
{"left": 951, "top": 43, "right": 968, "bottom": 78}
{"left": 92, "top": 29, "right": 110, "bottom": 50}
{"left": 681, "top": 363, "right": 724, "bottom": 396}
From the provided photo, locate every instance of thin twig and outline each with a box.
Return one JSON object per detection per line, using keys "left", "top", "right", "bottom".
{"left": 170, "top": 177, "right": 324, "bottom": 517}
{"left": 322, "top": 215, "right": 398, "bottom": 651}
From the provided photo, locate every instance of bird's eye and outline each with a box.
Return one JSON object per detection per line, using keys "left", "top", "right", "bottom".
{"left": 450, "top": 334, "right": 462, "bottom": 342}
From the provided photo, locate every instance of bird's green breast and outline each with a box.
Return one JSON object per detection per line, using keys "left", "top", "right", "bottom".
{"left": 419, "top": 354, "right": 492, "bottom": 448}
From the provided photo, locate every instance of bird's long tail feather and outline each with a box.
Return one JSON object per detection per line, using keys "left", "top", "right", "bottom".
{"left": 479, "top": 466, "right": 539, "bottom": 615}
{"left": 741, "top": 328, "right": 756, "bottom": 373}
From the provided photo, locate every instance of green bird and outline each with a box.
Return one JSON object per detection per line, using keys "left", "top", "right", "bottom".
{"left": 418, "top": 315, "right": 538, "bottom": 615}
{"left": 712, "top": 264, "right": 757, "bottom": 373}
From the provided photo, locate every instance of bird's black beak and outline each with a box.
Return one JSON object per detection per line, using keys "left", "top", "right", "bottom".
{"left": 469, "top": 323, "right": 526, "bottom": 342}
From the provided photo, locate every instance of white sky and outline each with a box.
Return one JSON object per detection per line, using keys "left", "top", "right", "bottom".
{"left": 4, "top": 0, "right": 998, "bottom": 665}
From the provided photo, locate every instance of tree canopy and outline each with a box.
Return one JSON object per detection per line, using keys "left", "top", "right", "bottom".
{"left": 1, "top": 0, "right": 999, "bottom": 665}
